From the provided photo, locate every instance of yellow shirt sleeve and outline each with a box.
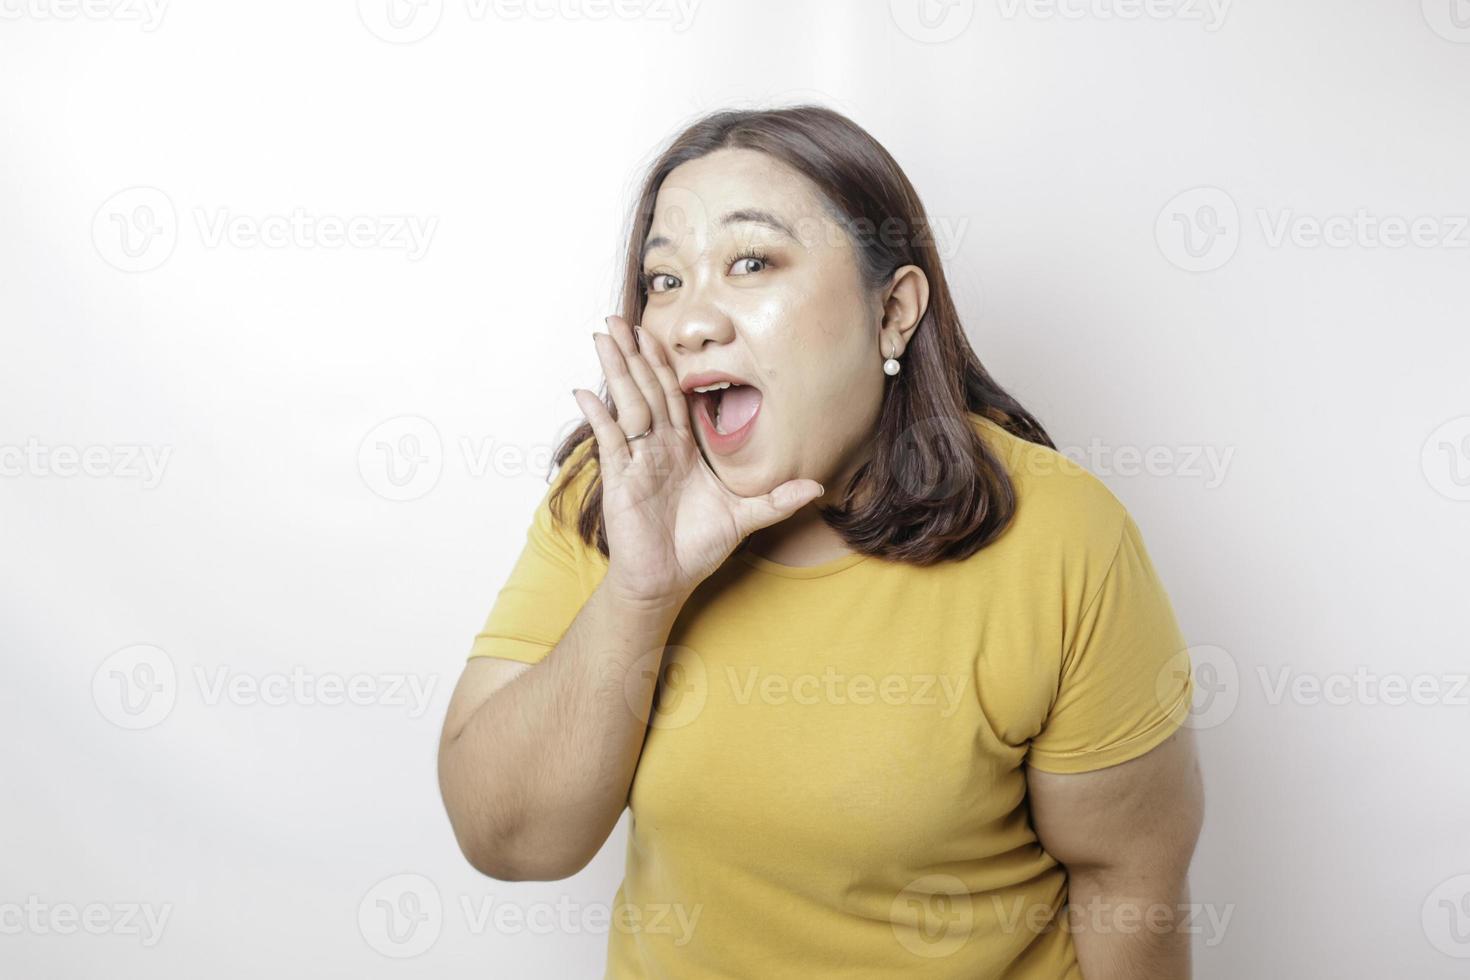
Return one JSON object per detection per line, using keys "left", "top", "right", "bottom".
{"left": 1025, "top": 511, "right": 1195, "bottom": 774}
{"left": 467, "top": 445, "right": 601, "bottom": 664}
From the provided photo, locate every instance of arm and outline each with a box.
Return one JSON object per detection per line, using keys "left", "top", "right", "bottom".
{"left": 438, "top": 313, "right": 820, "bottom": 883}
{"left": 437, "top": 582, "right": 684, "bottom": 881}
{"left": 1025, "top": 725, "right": 1205, "bottom": 979}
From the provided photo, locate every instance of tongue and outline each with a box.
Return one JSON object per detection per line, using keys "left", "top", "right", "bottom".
{"left": 716, "top": 386, "right": 761, "bottom": 433}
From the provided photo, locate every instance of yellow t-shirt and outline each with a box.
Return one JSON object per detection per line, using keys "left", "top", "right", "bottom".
{"left": 468, "top": 412, "right": 1195, "bottom": 979}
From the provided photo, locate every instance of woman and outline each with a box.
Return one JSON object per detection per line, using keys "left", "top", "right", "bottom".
{"left": 439, "top": 105, "right": 1203, "bottom": 979}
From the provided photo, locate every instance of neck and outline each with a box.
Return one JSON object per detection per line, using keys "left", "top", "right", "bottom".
{"left": 744, "top": 449, "right": 871, "bottom": 566}
{"left": 743, "top": 505, "right": 848, "bottom": 566}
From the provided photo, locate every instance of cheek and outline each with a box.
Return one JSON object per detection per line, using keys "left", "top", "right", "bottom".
{"left": 746, "top": 282, "right": 855, "bottom": 354}
{"left": 634, "top": 316, "right": 678, "bottom": 360}
{"left": 635, "top": 309, "right": 666, "bottom": 336}
{"left": 743, "top": 298, "right": 869, "bottom": 405}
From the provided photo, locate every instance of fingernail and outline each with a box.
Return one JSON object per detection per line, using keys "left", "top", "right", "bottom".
{"left": 604, "top": 315, "right": 614, "bottom": 329}
{"left": 634, "top": 325, "right": 642, "bottom": 349}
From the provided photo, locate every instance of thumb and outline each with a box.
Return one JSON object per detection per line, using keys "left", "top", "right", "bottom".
{"left": 733, "top": 479, "right": 826, "bottom": 535}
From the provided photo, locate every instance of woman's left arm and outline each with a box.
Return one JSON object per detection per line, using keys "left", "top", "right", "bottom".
{"left": 1025, "top": 725, "right": 1206, "bottom": 980}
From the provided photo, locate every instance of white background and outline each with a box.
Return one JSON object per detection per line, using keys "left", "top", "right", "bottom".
{"left": 3, "top": 0, "right": 1469, "bottom": 976}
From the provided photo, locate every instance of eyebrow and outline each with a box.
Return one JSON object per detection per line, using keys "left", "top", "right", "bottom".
{"left": 641, "top": 208, "right": 798, "bottom": 262}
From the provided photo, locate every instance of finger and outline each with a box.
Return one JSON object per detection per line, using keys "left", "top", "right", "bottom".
{"left": 732, "top": 479, "right": 826, "bottom": 537}
{"left": 635, "top": 322, "right": 692, "bottom": 434}
{"left": 593, "top": 332, "right": 653, "bottom": 439}
{"left": 606, "top": 315, "right": 669, "bottom": 428}
{"left": 572, "top": 387, "right": 629, "bottom": 469}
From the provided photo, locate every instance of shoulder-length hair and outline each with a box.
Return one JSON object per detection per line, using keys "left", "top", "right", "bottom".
{"left": 548, "top": 103, "right": 1055, "bottom": 566}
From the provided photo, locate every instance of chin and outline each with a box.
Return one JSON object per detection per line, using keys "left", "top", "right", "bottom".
{"left": 704, "top": 456, "right": 777, "bottom": 499}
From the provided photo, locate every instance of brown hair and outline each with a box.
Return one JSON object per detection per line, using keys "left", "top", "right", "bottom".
{"left": 548, "top": 104, "right": 1055, "bottom": 565}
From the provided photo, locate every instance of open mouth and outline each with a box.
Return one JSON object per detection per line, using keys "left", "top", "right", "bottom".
{"left": 694, "top": 383, "right": 762, "bottom": 436}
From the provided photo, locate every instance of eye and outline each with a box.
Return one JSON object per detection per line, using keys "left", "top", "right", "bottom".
{"left": 726, "top": 246, "right": 770, "bottom": 276}
{"left": 642, "top": 271, "right": 678, "bottom": 294}
{"left": 640, "top": 247, "right": 773, "bottom": 295}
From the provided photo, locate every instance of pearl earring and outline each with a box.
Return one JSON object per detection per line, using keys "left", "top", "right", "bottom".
{"left": 883, "top": 340, "right": 901, "bottom": 376}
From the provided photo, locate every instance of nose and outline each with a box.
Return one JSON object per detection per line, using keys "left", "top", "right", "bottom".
{"left": 665, "top": 299, "right": 737, "bottom": 356}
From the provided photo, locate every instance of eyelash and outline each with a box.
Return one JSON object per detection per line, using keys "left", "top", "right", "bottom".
{"left": 640, "top": 246, "right": 771, "bottom": 293}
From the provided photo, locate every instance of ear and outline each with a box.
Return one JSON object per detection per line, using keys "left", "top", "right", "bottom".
{"left": 877, "top": 264, "right": 929, "bottom": 360}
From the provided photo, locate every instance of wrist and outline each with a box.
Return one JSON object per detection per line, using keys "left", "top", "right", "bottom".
{"left": 598, "top": 575, "right": 689, "bottom": 618}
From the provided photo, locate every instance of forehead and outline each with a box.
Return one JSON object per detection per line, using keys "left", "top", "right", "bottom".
{"left": 644, "top": 148, "right": 837, "bottom": 253}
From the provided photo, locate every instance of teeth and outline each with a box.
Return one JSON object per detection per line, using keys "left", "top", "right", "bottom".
{"left": 691, "top": 381, "right": 735, "bottom": 393}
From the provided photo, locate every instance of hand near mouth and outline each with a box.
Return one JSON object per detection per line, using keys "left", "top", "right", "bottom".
{"left": 573, "top": 315, "right": 824, "bottom": 608}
